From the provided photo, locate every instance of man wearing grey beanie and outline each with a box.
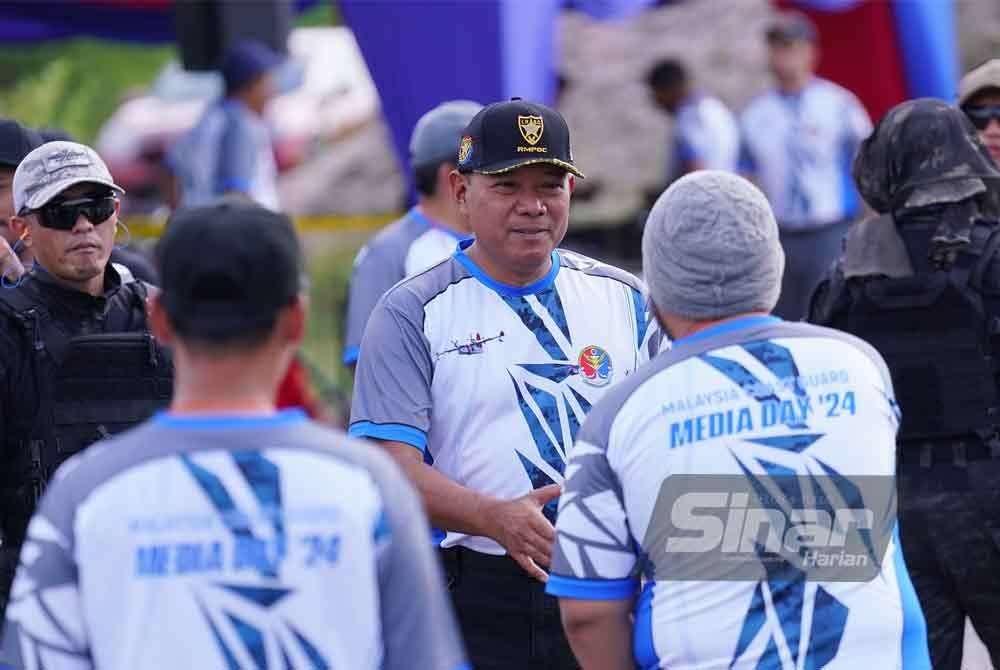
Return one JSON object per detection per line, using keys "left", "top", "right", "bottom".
{"left": 548, "top": 171, "right": 930, "bottom": 669}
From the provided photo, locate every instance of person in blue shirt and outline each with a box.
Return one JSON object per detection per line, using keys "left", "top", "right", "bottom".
{"left": 169, "top": 41, "right": 283, "bottom": 210}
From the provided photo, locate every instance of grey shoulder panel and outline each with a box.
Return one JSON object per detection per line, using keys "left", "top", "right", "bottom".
{"left": 557, "top": 249, "right": 646, "bottom": 293}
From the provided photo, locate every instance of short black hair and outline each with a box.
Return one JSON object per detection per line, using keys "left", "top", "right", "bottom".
{"left": 414, "top": 161, "right": 452, "bottom": 198}
{"left": 171, "top": 315, "right": 278, "bottom": 355}
{"left": 646, "top": 59, "right": 688, "bottom": 92}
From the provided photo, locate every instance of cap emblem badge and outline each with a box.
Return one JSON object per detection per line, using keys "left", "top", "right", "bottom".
{"left": 458, "top": 135, "right": 473, "bottom": 166}
{"left": 517, "top": 115, "right": 544, "bottom": 146}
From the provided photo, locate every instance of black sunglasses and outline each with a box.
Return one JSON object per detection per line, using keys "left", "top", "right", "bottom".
{"left": 31, "top": 195, "right": 116, "bottom": 231}
{"left": 963, "top": 105, "right": 1000, "bottom": 131}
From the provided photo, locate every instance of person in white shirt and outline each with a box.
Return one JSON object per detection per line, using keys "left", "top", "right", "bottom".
{"left": 739, "top": 12, "right": 872, "bottom": 320}
{"left": 548, "top": 171, "right": 930, "bottom": 670}
{"left": 349, "top": 98, "right": 659, "bottom": 670}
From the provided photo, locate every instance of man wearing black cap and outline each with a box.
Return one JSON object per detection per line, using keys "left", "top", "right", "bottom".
{"left": 0, "top": 119, "right": 43, "bottom": 282}
{"left": 343, "top": 100, "right": 482, "bottom": 369}
{"left": 169, "top": 40, "right": 283, "bottom": 210}
{"left": 0, "top": 140, "right": 172, "bottom": 617}
{"left": 1, "top": 199, "right": 468, "bottom": 670}
{"left": 739, "top": 11, "right": 872, "bottom": 321}
{"left": 809, "top": 98, "right": 1000, "bottom": 669}
{"left": 349, "top": 98, "right": 660, "bottom": 669}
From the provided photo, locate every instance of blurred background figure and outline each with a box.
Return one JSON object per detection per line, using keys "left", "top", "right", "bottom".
{"left": 342, "top": 99, "right": 481, "bottom": 369}
{"left": 739, "top": 11, "right": 872, "bottom": 321}
{"left": 0, "top": 119, "right": 42, "bottom": 282}
{"left": 959, "top": 59, "right": 1000, "bottom": 166}
{"left": 168, "top": 40, "right": 283, "bottom": 210}
{"left": 646, "top": 58, "right": 739, "bottom": 181}
{"left": 809, "top": 98, "right": 1000, "bottom": 670}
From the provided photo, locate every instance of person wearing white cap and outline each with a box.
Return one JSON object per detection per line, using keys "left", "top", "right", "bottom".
{"left": 958, "top": 58, "right": 1000, "bottom": 165}
{"left": 547, "top": 171, "right": 930, "bottom": 669}
{"left": 343, "top": 100, "right": 482, "bottom": 368}
{"left": 0, "top": 140, "right": 173, "bottom": 620}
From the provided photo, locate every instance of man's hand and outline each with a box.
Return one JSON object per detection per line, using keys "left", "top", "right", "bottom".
{"left": 0, "top": 238, "right": 24, "bottom": 284}
{"left": 480, "top": 484, "right": 561, "bottom": 582}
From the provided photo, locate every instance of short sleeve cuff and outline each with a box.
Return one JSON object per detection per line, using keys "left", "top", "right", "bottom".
{"left": 545, "top": 574, "right": 639, "bottom": 600}
{"left": 348, "top": 421, "right": 427, "bottom": 452}
{"left": 342, "top": 345, "right": 360, "bottom": 365}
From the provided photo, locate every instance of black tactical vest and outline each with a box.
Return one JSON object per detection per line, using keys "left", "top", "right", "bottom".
{"left": 0, "top": 280, "right": 173, "bottom": 546}
{"left": 843, "top": 223, "right": 1000, "bottom": 444}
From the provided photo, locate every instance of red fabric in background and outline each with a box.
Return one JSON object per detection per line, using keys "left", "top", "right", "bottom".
{"left": 777, "top": 0, "right": 909, "bottom": 123}
{"left": 276, "top": 355, "right": 322, "bottom": 419}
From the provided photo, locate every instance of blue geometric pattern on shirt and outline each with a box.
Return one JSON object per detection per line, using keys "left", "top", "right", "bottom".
{"left": 727, "top": 453, "right": 850, "bottom": 669}
{"left": 501, "top": 292, "right": 570, "bottom": 360}
{"left": 569, "top": 386, "right": 592, "bottom": 414}
{"left": 511, "top": 374, "right": 580, "bottom": 523}
{"left": 700, "top": 346, "right": 810, "bottom": 432}
{"left": 744, "top": 434, "right": 824, "bottom": 453}
{"left": 813, "top": 458, "right": 880, "bottom": 565}
{"left": 227, "top": 612, "right": 267, "bottom": 669}
{"left": 630, "top": 288, "right": 648, "bottom": 351}
{"left": 518, "top": 363, "right": 578, "bottom": 383}
{"left": 180, "top": 452, "right": 283, "bottom": 578}
{"left": 232, "top": 451, "right": 287, "bottom": 578}
{"left": 196, "top": 582, "right": 332, "bottom": 670}
{"left": 742, "top": 341, "right": 807, "bottom": 400}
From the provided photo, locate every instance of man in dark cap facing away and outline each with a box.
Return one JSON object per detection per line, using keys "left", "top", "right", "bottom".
{"left": 0, "top": 119, "right": 43, "bottom": 282}
{"left": 809, "top": 98, "right": 1000, "bottom": 669}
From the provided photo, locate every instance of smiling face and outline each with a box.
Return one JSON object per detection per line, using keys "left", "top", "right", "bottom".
{"left": 451, "top": 164, "right": 574, "bottom": 285}
{"left": 13, "top": 182, "right": 118, "bottom": 294}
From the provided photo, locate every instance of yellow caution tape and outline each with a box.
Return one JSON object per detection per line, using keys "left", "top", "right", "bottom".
{"left": 122, "top": 213, "right": 401, "bottom": 239}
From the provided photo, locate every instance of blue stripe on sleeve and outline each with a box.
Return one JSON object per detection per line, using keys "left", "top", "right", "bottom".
{"left": 219, "top": 177, "right": 252, "bottom": 193}
{"left": 893, "top": 525, "right": 931, "bottom": 669}
{"left": 633, "top": 581, "right": 661, "bottom": 670}
{"left": 545, "top": 574, "right": 638, "bottom": 600}
{"left": 630, "top": 287, "right": 648, "bottom": 351}
{"left": 348, "top": 421, "right": 428, "bottom": 452}
{"left": 342, "top": 345, "right": 360, "bottom": 365}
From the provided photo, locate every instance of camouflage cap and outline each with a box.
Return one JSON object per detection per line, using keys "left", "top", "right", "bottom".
{"left": 13, "top": 141, "right": 124, "bottom": 214}
{"left": 853, "top": 98, "right": 1000, "bottom": 215}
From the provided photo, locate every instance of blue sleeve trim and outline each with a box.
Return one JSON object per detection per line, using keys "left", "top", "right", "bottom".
{"left": 545, "top": 574, "right": 638, "bottom": 600}
{"left": 893, "top": 524, "right": 931, "bottom": 669}
{"left": 348, "top": 421, "right": 427, "bottom": 452}
{"left": 675, "top": 136, "right": 699, "bottom": 164}
{"left": 220, "top": 177, "right": 252, "bottom": 193}
{"left": 342, "top": 345, "right": 360, "bottom": 365}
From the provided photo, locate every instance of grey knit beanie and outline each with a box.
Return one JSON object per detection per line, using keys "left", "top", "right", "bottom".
{"left": 642, "top": 171, "right": 784, "bottom": 321}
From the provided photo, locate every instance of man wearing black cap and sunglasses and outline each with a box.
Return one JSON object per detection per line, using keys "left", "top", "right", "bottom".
{"left": 350, "top": 98, "right": 660, "bottom": 669}
{"left": 0, "top": 140, "right": 172, "bottom": 617}
{"left": 0, "top": 118, "right": 43, "bottom": 284}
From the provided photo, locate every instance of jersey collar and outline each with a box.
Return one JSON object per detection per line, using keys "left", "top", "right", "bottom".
{"left": 673, "top": 314, "right": 782, "bottom": 347}
{"left": 453, "top": 238, "right": 560, "bottom": 296}
{"left": 154, "top": 408, "right": 308, "bottom": 430}
{"left": 408, "top": 207, "right": 469, "bottom": 241}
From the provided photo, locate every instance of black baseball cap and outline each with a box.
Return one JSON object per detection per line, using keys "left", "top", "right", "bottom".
{"left": 766, "top": 11, "right": 818, "bottom": 44}
{"left": 0, "top": 118, "right": 42, "bottom": 168}
{"left": 157, "top": 199, "right": 303, "bottom": 338}
{"left": 456, "top": 98, "right": 585, "bottom": 178}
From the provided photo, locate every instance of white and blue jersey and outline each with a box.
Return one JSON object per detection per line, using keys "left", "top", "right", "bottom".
{"left": 673, "top": 93, "right": 740, "bottom": 175}
{"left": 739, "top": 78, "right": 872, "bottom": 227}
{"left": 547, "top": 316, "right": 930, "bottom": 669}
{"left": 349, "top": 240, "right": 660, "bottom": 555}
{"left": 343, "top": 208, "right": 470, "bottom": 365}
{"left": 1, "top": 411, "right": 467, "bottom": 670}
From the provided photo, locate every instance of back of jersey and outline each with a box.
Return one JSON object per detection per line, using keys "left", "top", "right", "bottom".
{"left": 550, "top": 317, "right": 928, "bottom": 670}
{"left": 1, "top": 412, "right": 465, "bottom": 670}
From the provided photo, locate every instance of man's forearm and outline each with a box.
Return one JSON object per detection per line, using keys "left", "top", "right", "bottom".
{"left": 377, "top": 441, "right": 495, "bottom": 537}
